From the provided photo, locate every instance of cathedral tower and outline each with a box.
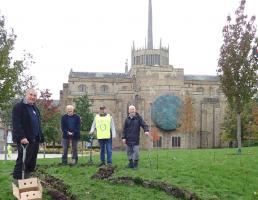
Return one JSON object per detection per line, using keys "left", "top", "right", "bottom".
{"left": 131, "top": 0, "right": 169, "bottom": 67}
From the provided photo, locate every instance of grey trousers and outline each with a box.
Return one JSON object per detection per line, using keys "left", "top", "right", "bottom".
{"left": 62, "top": 138, "right": 78, "bottom": 163}
{"left": 126, "top": 145, "right": 139, "bottom": 160}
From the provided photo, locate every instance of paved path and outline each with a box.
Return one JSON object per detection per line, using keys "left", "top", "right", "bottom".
{"left": 0, "top": 153, "right": 64, "bottom": 161}
{"left": 0, "top": 152, "right": 94, "bottom": 161}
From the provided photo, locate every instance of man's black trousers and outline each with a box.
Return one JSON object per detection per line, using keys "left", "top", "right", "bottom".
{"left": 13, "top": 142, "right": 39, "bottom": 179}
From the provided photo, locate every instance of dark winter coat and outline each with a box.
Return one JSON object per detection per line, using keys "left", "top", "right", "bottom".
{"left": 122, "top": 112, "right": 149, "bottom": 145}
{"left": 12, "top": 100, "right": 44, "bottom": 143}
{"left": 61, "top": 114, "right": 81, "bottom": 139}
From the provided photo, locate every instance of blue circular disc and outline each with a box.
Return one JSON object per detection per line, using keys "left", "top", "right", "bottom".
{"left": 151, "top": 94, "right": 182, "bottom": 131}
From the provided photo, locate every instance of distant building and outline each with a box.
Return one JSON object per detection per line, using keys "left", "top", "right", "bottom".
{"left": 60, "top": 0, "right": 227, "bottom": 149}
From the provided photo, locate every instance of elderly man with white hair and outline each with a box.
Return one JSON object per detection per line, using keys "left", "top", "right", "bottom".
{"left": 12, "top": 88, "right": 44, "bottom": 181}
{"left": 122, "top": 105, "right": 149, "bottom": 168}
{"left": 61, "top": 105, "right": 81, "bottom": 165}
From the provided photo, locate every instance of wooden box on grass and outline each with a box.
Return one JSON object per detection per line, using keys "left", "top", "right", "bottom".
{"left": 12, "top": 178, "right": 42, "bottom": 200}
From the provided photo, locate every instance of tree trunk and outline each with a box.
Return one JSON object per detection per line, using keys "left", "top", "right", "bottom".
{"left": 237, "top": 113, "right": 242, "bottom": 154}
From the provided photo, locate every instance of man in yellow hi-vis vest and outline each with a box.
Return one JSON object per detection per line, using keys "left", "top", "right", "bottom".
{"left": 90, "top": 105, "right": 116, "bottom": 166}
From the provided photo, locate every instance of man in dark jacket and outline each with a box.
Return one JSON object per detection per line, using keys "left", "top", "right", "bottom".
{"left": 122, "top": 105, "right": 149, "bottom": 168}
{"left": 12, "top": 88, "right": 44, "bottom": 180}
{"left": 61, "top": 105, "right": 81, "bottom": 164}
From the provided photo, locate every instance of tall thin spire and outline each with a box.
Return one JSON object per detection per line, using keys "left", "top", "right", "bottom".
{"left": 147, "top": 0, "right": 153, "bottom": 49}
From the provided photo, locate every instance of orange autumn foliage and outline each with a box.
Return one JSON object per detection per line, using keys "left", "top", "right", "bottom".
{"left": 150, "top": 127, "right": 160, "bottom": 142}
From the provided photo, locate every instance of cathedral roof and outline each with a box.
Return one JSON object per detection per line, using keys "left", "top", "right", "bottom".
{"left": 184, "top": 75, "right": 218, "bottom": 81}
{"left": 69, "top": 71, "right": 130, "bottom": 78}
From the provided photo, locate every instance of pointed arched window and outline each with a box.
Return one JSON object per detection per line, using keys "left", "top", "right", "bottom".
{"left": 78, "top": 84, "right": 87, "bottom": 93}
{"left": 100, "top": 85, "right": 109, "bottom": 93}
{"left": 196, "top": 87, "right": 204, "bottom": 95}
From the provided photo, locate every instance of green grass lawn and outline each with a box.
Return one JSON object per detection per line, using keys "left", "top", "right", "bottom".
{"left": 1, "top": 147, "right": 258, "bottom": 200}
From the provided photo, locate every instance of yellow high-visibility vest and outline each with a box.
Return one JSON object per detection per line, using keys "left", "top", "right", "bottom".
{"left": 96, "top": 114, "right": 111, "bottom": 139}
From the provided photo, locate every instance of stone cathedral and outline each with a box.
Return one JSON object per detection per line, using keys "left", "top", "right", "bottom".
{"left": 60, "top": 0, "right": 227, "bottom": 149}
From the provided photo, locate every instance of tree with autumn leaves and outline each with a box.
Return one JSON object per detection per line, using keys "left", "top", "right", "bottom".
{"left": 217, "top": 0, "right": 258, "bottom": 153}
{"left": 150, "top": 126, "right": 161, "bottom": 147}
{"left": 178, "top": 94, "right": 197, "bottom": 148}
{"left": 37, "top": 89, "right": 61, "bottom": 147}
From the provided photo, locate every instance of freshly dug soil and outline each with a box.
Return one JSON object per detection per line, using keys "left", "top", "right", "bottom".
{"left": 109, "top": 177, "right": 201, "bottom": 200}
{"left": 35, "top": 164, "right": 201, "bottom": 200}
{"left": 91, "top": 165, "right": 116, "bottom": 180}
{"left": 33, "top": 168, "right": 77, "bottom": 200}
{"left": 91, "top": 166, "right": 201, "bottom": 200}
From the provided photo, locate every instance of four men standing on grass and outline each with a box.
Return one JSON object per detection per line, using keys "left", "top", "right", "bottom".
{"left": 12, "top": 95, "right": 147, "bottom": 170}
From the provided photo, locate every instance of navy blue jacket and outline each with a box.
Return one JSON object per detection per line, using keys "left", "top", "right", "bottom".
{"left": 12, "top": 100, "right": 44, "bottom": 143}
{"left": 122, "top": 113, "right": 149, "bottom": 145}
{"left": 61, "top": 114, "right": 81, "bottom": 139}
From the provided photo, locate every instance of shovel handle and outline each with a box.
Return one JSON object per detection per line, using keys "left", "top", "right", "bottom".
{"left": 21, "top": 144, "right": 28, "bottom": 179}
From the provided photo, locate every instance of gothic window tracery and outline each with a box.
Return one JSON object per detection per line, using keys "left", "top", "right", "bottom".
{"left": 78, "top": 84, "right": 87, "bottom": 93}
{"left": 100, "top": 85, "right": 109, "bottom": 93}
{"left": 196, "top": 87, "right": 204, "bottom": 95}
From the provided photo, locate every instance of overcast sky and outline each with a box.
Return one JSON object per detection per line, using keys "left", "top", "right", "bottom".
{"left": 1, "top": 0, "right": 258, "bottom": 99}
